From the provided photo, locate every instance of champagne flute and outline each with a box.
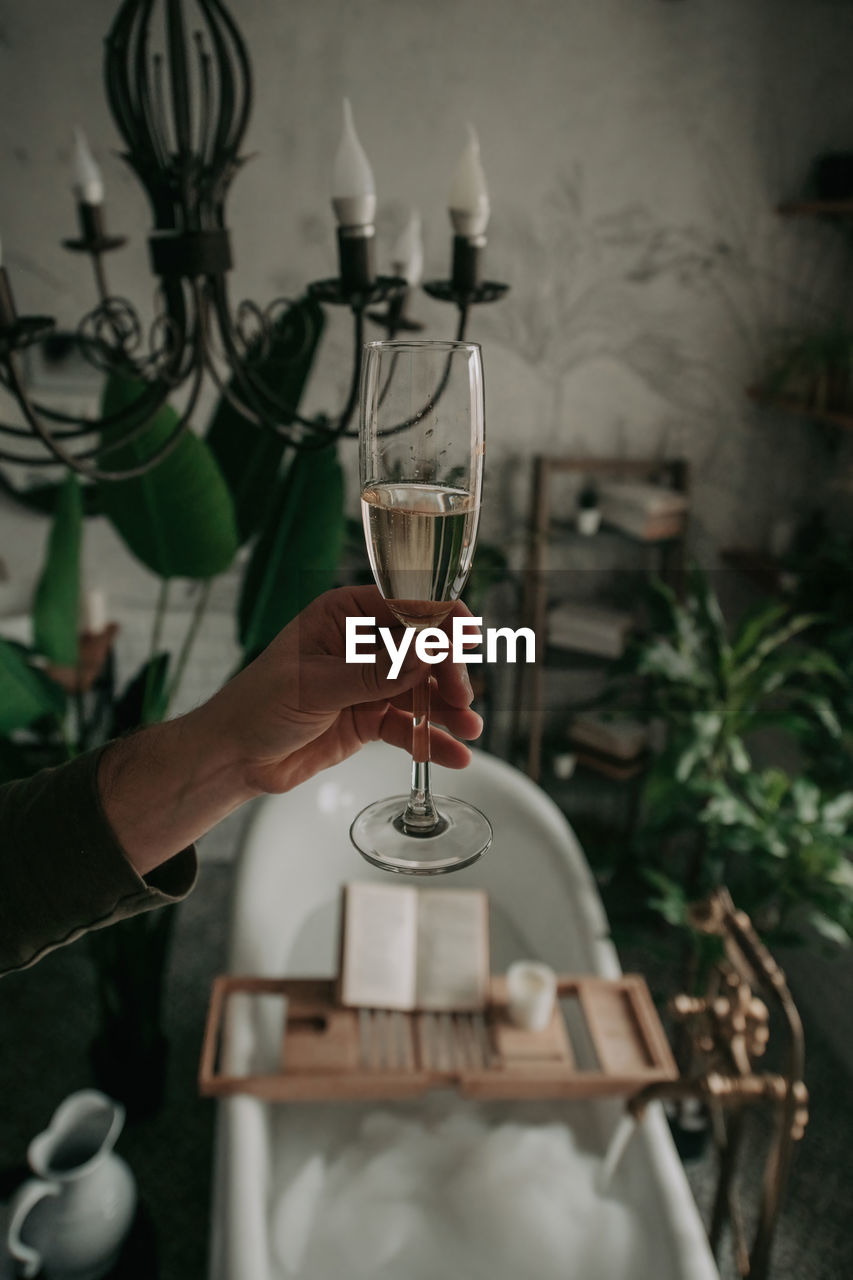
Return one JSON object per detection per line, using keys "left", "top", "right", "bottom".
{"left": 350, "top": 338, "right": 492, "bottom": 874}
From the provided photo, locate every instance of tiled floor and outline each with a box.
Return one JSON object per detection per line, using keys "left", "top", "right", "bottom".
{"left": 2, "top": 862, "right": 852, "bottom": 1280}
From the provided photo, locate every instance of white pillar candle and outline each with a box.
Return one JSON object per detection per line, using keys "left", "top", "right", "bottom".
{"left": 506, "top": 960, "right": 557, "bottom": 1031}
{"left": 72, "top": 128, "right": 104, "bottom": 206}
{"left": 391, "top": 210, "right": 423, "bottom": 286}
{"left": 331, "top": 99, "right": 376, "bottom": 228}
{"left": 448, "top": 124, "right": 490, "bottom": 237}
{"left": 81, "top": 588, "right": 108, "bottom": 635}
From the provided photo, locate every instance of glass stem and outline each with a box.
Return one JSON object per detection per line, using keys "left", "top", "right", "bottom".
{"left": 403, "top": 677, "right": 440, "bottom": 832}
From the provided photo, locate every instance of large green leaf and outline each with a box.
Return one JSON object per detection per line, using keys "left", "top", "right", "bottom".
{"left": 206, "top": 295, "right": 325, "bottom": 545}
{"left": 111, "top": 653, "right": 171, "bottom": 734}
{"left": 238, "top": 443, "right": 345, "bottom": 657}
{"left": 97, "top": 374, "right": 239, "bottom": 579}
{"left": 32, "top": 473, "right": 83, "bottom": 665}
{"left": 0, "top": 637, "right": 66, "bottom": 733}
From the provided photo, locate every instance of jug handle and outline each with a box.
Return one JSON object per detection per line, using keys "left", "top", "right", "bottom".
{"left": 8, "top": 1178, "right": 62, "bottom": 1279}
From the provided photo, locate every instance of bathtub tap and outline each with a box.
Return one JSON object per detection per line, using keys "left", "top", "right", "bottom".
{"left": 627, "top": 887, "right": 809, "bottom": 1280}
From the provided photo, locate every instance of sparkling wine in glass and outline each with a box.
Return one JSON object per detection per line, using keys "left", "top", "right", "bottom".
{"left": 350, "top": 338, "right": 492, "bottom": 874}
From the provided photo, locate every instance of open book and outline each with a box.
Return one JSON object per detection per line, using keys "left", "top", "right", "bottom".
{"left": 338, "top": 882, "right": 490, "bottom": 1012}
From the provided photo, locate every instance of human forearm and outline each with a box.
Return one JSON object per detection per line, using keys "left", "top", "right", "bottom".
{"left": 98, "top": 586, "right": 482, "bottom": 878}
{"left": 97, "top": 702, "right": 258, "bottom": 877}
{"left": 0, "top": 748, "right": 196, "bottom": 974}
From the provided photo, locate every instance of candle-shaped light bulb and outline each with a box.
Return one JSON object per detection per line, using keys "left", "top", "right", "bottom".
{"left": 81, "top": 588, "right": 108, "bottom": 635}
{"left": 72, "top": 128, "right": 104, "bottom": 206}
{"left": 449, "top": 124, "right": 490, "bottom": 238}
{"left": 391, "top": 210, "right": 423, "bottom": 286}
{"left": 332, "top": 99, "right": 376, "bottom": 227}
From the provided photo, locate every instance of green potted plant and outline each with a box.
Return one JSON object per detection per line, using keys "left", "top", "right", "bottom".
{"left": 576, "top": 480, "right": 601, "bottom": 536}
{"left": 610, "top": 569, "right": 849, "bottom": 939}
{"left": 647, "top": 770, "right": 853, "bottom": 950}
{"left": 757, "top": 319, "right": 853, "bottom": 418}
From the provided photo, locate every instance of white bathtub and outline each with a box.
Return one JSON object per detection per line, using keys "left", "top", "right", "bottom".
{"left": 209, "top": 742, "right": 718, "bottom": 1280}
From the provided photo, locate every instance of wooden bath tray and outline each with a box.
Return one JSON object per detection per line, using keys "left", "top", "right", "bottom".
{"left": 199, "top": 974, "right": 677, "bottom": 1102}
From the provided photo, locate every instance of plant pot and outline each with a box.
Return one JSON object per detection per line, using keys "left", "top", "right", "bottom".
{"left": 576, "top": 507, "right": 602, "bottom": 536}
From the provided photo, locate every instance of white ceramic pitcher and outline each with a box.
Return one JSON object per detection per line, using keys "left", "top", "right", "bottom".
{"left": 7, "top": 1090, "right": 137, "bottom": 1280}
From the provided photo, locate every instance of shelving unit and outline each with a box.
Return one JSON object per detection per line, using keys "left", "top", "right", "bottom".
{"left": 511, "top": 455, "right": 689, "bottom": 786}
{"left": 777, "top": 199, "right": 853, "bottom": 217}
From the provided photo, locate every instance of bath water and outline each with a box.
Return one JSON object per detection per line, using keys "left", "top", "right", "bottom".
{"left": 270, "top": 1103, "right": 643, "bottom": 1280}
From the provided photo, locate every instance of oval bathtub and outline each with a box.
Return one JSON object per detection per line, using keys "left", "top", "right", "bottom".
{"left": 209, "top": 742, "right": 718, "bottom": 1280}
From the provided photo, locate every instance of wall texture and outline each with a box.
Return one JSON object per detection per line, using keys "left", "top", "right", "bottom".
{"left": 1, "top": 0, "right": 853, "bottom": 660}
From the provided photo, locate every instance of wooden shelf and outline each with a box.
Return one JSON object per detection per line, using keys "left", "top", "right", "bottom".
{"left": 777, "top": 199, "right": 853, "bottom": 218}
{"left": 511, "top": 455, "right": 689, "bottom": 785}
{"left": 747, "top": 387, "right": 853, "bottom": 433}
{"left": 199, "top": 974, "right": 677, "bottom": 1103}
{"left": 547, "top": 519, "right": 683, "bottom": 547}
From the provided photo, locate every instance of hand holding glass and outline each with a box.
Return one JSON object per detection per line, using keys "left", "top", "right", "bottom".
{"left": 350, "top": 339, "right": 492, "bottom": 874}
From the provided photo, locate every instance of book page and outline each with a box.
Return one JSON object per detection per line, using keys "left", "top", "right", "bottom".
{"left": 414, "top": 889, "right": 489, "bottom": 1011}
{"left": 339, "top": 883, "right": 418, "bottom": 1010}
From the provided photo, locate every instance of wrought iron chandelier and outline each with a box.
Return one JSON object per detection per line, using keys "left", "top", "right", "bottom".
{"left": 0, "top": 0, "right": 507, "bottom": 481}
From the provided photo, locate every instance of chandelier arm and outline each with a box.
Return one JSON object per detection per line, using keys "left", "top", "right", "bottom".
{"left": 208, "top": 276, "right": 333, "bottom": 433}
{"left": 337, "top": 305, "right": 471, "bottom": 441}
{"left": 211, "top": 275, "right": 366, "bottom": 441}
{"left": 0, "top": 359, "right": 173, "bottom": 437}
{"left": 194, "top": 34, "right": 214, "bottom": 168}
{"left": 137, "top": 44, "right": 169, "bottom": 181}
{"left": 0, "top": 280, "right": 205, "bottom": 472}
{"left": 201, "top": 0, "right": 253, "bottom": 163}
{"left": 0, "top": 445, "right": 81, "bottom": 467}
{"left": 130, "top": 0, "right": 167, "bottom": 187}
{"left": 196, "top": 345, "right": 333, "bottom": 452}
{"left": 201, "top": 11, "right": 237, "bottom": 171}
{"left": 150, "top": 54, "right": 171, "bottom": 174}
{"left": 91, "top": 254, "right": 111, "bottom": 305}
{"left": 332, "top": 309, "right": 365, "bottom": 438}
{"left": 1, "top": 335, "right": 207, "bottom": 480}
{"left": 137, "top": 3, "right": 177, "bottom": 205}
{"left": 166, "top": 0, "right": 193, "bottom": 160}
{"left": 104, "top": 1, "right": 147, "bottom": 157}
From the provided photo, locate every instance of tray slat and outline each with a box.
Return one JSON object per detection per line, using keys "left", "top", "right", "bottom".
{"left": 199, "top": 973, "right": 677, "bottom": 1102}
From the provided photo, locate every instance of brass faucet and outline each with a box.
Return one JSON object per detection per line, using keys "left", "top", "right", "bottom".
{"left": 627, "top": 888, "right": 808, "bottom": 1280}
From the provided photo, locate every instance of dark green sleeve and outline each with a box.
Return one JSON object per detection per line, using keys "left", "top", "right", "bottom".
{"left": 0, "top": 747, "right": 197, "bottom": 974}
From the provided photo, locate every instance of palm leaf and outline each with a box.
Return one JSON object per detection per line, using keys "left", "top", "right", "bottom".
{"left": 97, "top": 373, "right": 238, "bottom": 579}
{"left": 732, "top": 613, "right": 818, "bottom": 687}
{"left": 238, "top": 443, "right": 345, "bottom": 658}
{"left": 0, "top": 637, "right": 65, "bottom": 733}
{"left": 111, "top": 653, "right": 171, "bottom": 735}
{"left": 206, "top": 295, "right": 325, "bottom": 544}
{"left": 32, "top": 473, "right": 83, "bottom": 665}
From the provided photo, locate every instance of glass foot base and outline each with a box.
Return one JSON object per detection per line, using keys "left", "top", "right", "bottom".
{"left": 350, "top": 794, "right": 493, "bottom": 875}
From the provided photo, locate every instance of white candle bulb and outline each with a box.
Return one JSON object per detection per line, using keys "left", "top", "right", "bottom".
{"left": 72, "top": 128, "right": 104, "bottom": 206}
{"left": 332, "top": 99, "right": 376, "bottom": 227}
{"left": 449, "top": 123, "right": 490, "bottom": 237}
{"left": 391, "top": 210, "right": 423, "bottom": 286}
{"left": 81, "top": 588, "right": 108, "bottom": 635}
